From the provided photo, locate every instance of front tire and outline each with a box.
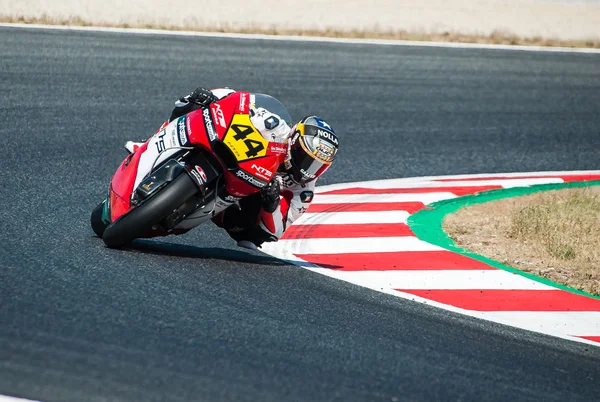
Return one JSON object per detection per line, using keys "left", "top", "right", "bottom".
{"left": 90, "top": 200, "right": 108, "bottom": 238}
{"left": 102, "top": 173, "right": 198, "bottom": 249}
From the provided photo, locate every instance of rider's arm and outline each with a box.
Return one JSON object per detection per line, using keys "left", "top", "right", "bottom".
{"left": 168, "top": 87, "right": 235, "bottom": 122}
{"left": 258, "top": 180, "right": 316, "bottom": 240}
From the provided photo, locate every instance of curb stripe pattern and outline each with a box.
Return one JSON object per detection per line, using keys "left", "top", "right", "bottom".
{"left": 284, "top": 222, "right": 414, "bottom": 238}
{"left": 262, "top": 171, "right": 600, "bottom": 347}
{"left": 307, "top": 201, "right": 425, "bottom": 213}
{"left": 294, "top": 251, "right": 494, "bottom": 271}
{"left": 401, "top": 290, "right": 600, "bottom": 311}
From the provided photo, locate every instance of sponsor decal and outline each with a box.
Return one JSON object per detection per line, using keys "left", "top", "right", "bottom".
{"left": 186, "top": 116, "right": 193, "bottom": 137}
{"left": 189, "top": 165, "right": 208, "bottom": 187}
{"left": 194, "top": 166, "right": 208, "bottom": 182}
{"left": 168, "top": 128, "right": 178, "bottom": 147}
{"left": 268, "top": 143, "right": 287, "bottom": 155}
{"left": 317, "top": 129, "right": 338, "bottom": 145}
{"left": 236, "top": 169, "right": 266, "bottom": 188}
{"left": 224, "top": 194, "right": 240, "bottom": 203}
{"left": 141, "top": 181, "right": 155, "bottom": 191}
{"left": 155, "top": 130, "right": 166, "bottom": 153}
{"left": 212, "top": 103, "right": 227, "bottom": 129}
{"left": 229, "top": 190, "right": 246, "bottom": 197}
{"left": 239, "top": 92, "right": 248, "bottom": 113}
{"left": 264, "top": 115, "right": 280, "bottom": 130}
{"left": 300, "top": 191, "right": 314, "bottom": 203}
{"left": 215, "top": 198, "right": 231, "bottom": 209}
{"left": 189, "top": 169, "right": 204, "bottom": 186}
{"left": 203, "top": 108, "right": 217, "bottom": 142}
{"left": 177, "top": 117, "right": 188, "bottom": 145}
{"left": 317, "top": 142, "right": 334, "bottom": 156}
{"left": 314, "top": 117, "right": 334, "bottom": 132}
{"left": 251, "top": 164, "right": 273, "bottom": 181}
{"left": 314, "top": 142, "right": 335, "bottom": 163}
{"left": 215, "top": 194, "right": 240, "bottom": 209}
{"left": 300, "top": 168, "right": 317, "bottom": 180}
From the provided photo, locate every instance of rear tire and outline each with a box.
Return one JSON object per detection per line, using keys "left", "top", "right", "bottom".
{"left": 90, "top": 200, "right": 108, "bottom": 238}
{"left": 102, "top": 173, "right": 198, "bottom": 249}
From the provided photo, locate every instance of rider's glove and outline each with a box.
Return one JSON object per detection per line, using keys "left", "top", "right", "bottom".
{"left": 170, "top": 87, "right": 218, "bottom": 122}
{"left": 260, "top": 177, "right": 281, "bottom": 213}
{"left": 187, "top": 87, "right": 219, "bottom": 107}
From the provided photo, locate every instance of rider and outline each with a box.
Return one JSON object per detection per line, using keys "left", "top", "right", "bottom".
{"left": 127, "top": 87, "right": 339, "bottom": 250}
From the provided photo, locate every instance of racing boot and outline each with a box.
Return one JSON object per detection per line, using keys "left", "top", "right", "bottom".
{"left": 237, "top": 240, "right": 259, "bottom": 251}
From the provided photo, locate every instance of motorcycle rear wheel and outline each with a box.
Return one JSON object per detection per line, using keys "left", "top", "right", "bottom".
{"left": 102, "top": 173, "right": 198, "bottom": 249}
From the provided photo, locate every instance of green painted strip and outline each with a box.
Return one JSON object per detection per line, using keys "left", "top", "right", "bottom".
{"left": 408, "top": 179, "right": 600, "bottom": 300}
{"left": 101, "top": 198, "right": 111, "bottom": 225}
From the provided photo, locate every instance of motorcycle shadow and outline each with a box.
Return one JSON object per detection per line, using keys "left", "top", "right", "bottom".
{"left": 126, "top": 239, "right": 291, "bottom": 266}
{"left": 103, "top": 238, "right": 342, "bottom": 269}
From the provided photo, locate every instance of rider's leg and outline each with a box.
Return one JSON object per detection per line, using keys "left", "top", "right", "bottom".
{"left": 212, "top": 194, "right": 274, "bottom": 249}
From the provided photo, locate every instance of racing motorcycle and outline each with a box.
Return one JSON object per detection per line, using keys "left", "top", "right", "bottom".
{"left": 90, "top": 92, "right": 290, "bottom": 248}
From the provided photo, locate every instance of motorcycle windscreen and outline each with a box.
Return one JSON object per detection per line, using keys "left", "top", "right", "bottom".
{"left": 250, "top": 93, "right": 292, "bottom": 126}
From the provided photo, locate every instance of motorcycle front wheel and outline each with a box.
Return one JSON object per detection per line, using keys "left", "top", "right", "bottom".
{"left": 102, "top": 173, "right": 198, "bottom": 249}
{"left": 90, "top": 200, "right": 108, "bottom": 238}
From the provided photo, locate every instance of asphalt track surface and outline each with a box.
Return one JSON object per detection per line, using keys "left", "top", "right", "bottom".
{"left": 1, "top": 26, "right": 600, "bottom": 402}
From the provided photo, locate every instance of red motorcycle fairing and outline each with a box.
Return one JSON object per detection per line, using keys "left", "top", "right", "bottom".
{"left": 185, "top": 92, "right": 285, "bottom": 197}
{"left": 109, "top": 141, "right": 149, "bottom": 221}
{"left": 105, "top": 91, "right": 287, "bottom": 236}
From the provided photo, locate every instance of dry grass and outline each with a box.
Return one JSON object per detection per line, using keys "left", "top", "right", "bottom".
{"left": 1, "top": 14, "right": 599, "bottom": 49}
{"left": 444, "top": 187, "right": 600, "bottom": 296}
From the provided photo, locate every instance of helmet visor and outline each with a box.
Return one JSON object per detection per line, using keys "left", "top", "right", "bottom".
{"left": 289, "top": 142, "right": 331, "bottom": 183}
{"left": 288, "top": 124, "right": 337, "bottom": 183}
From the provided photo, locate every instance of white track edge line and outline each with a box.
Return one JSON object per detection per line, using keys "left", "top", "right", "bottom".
{"left": 2, "top": 23, "right": 600, "bottom": 54}
{"left": 0, "top": 395, "right": 40, "bottom": 402}
{"left": 322, "top": 269, "right": 555, "bottom": 290}
{"left": 315, "top": 170, "right": 600, "bottom": 193}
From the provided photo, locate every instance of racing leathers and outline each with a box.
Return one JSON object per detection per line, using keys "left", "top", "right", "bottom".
{"left": 169, "top": 87, "right": 317, "bottom": 249}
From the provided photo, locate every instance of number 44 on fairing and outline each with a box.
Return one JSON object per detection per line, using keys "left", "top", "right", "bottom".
{"left": 224, "top": 114, "right": 268, "bottom": 161}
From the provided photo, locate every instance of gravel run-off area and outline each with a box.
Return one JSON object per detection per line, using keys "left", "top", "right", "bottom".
{"left": 1, "top": 0, "right": 599, "bottom": 41}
